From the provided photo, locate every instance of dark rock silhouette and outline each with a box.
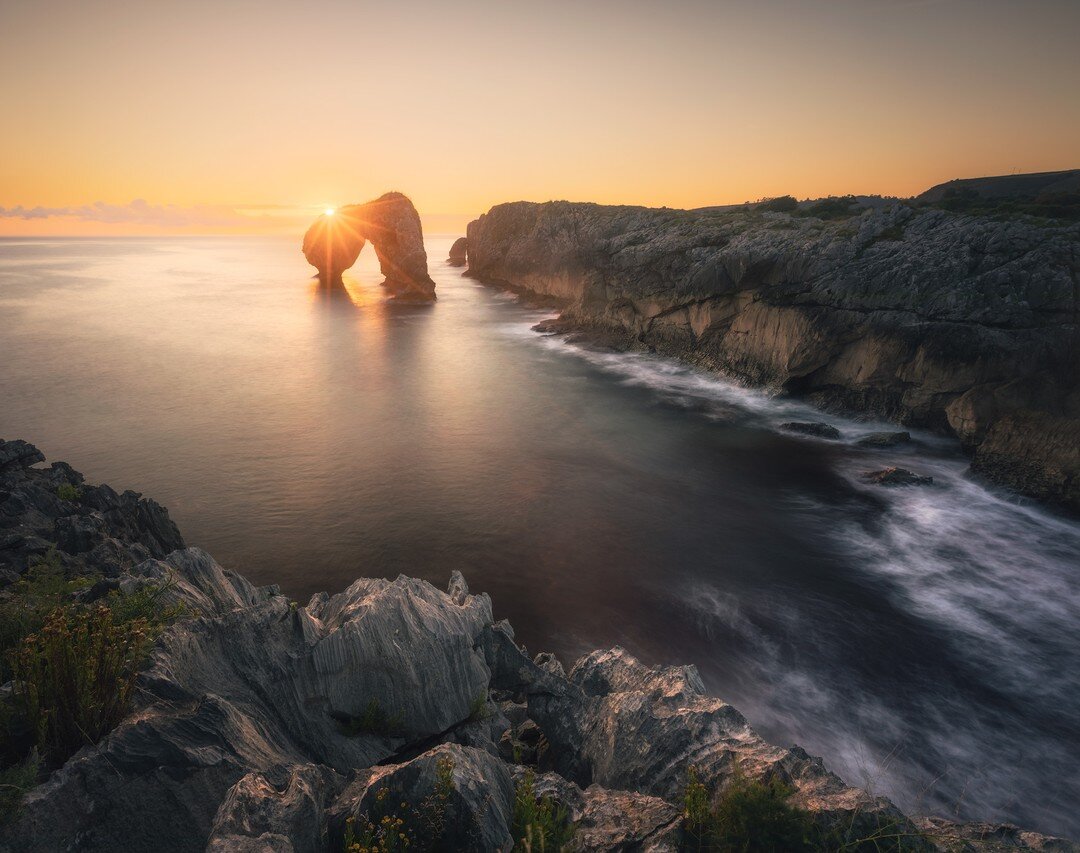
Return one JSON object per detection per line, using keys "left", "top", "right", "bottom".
{"left": 447, "top": 236, "right": 468, "bottom": 266}
{"left": 302, "top": 192, "right": 436, "bottom": 301}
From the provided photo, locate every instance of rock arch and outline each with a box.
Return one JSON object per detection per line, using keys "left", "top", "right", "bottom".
{"left": 302, "top": 192, "right": 436, "bottom": 301}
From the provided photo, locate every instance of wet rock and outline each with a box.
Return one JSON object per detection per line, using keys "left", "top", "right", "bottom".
{"left": 301, "top": 192, "right": 436, "bottom": 301}
{"left": 914, "top": 817, "right": 1080, "bottom": 852}
{"left": 448, "top": 236, "right": 468, "bottom": 266}
{"left": 857, "top": 431, "right": 912, "bottom": 448}
{"left": 781, "top": 421, "right": 842, "bottom": 439}
{"left": 864, "top": 467, "right": 934, "bottom": 486}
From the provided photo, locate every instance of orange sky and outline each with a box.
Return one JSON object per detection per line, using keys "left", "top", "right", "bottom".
{"left": 2, "top": 0, "right": 1078, "bottom": 236}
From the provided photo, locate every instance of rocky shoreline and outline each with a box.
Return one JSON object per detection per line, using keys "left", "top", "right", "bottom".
{"left": 1, "top": 440, "right": 1076, "bottom": 851}
{"left": 464, "top": 189, "right": 1080, "bottom": 514}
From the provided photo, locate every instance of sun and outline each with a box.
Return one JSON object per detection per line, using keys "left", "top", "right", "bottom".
{"left": 324, "top": 207, "right": 335, "bottom": 216}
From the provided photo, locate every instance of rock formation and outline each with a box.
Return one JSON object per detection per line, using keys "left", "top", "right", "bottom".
{"left": 465, "top": 184, "right": 1080, "bottom": 513}
{"left": 1, "top": 439, "right": 1075, "bottom": 851}
{"left": 448, "top": 236, "right": 468, "bottom": 266}
{"left": 301, "top": 192, "right": 436, "bottom": 301}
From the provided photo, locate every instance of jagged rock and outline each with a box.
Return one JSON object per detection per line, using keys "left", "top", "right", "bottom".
{"left": 857, "top": 431, "right": 912, "bottom": 447}
{"left": 329, "top": 743, "right": 515, "bottom": 851}
{"left": 781, "top": 421, "right": 842, "bottom": 439}
{"left": 465, "top": 194, "right": 1080, "bottom": 512}
{"left": 207, "top": 764, "right": 341, "bottom": 853}
{"left": 0, "top": 439, "right": 44, "bottom": 471}
{"left": 0, "top": 440, "right": 184, "bottom": 584}
{"left": 301, "top": 192, "right": 436, "bottom": 300}
{"left": 864, "top": 467, "right": 934, "bottom": 486}
{"left": 448, "top": 236, "right": 468, "bottom": 266}
{"left": 1, "top": 448, "right": 1072, "bottom": 851}
{"left": 914, "top": 817, "right": 1080, "bottom": 852}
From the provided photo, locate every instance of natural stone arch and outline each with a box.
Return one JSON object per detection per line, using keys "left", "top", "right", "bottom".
{"left": 302, "top": 191, "right": 436, "bottom": 301}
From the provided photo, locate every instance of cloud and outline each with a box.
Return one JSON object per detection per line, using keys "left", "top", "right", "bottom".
{"left": 0, "top": 199, "right": 281, "bottom": 228}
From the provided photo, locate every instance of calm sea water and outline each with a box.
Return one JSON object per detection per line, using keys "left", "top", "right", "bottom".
{"left": 2, "top": 235, "right": 1079, "bottom": 836}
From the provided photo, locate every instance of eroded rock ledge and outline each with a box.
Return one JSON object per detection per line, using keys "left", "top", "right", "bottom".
{"left": 302, "top": 192, "right": 436, "bottom": 301}
{"left": 0, "top": 440, "right": 1075, "bottom": 852}
{"left": 464, "top": 194, "right": 1080, "bottom": 512}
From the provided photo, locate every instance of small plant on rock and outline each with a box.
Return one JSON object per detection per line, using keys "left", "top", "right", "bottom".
{"left": 512, "top": 770, "right": 575, "bottom": 852}
{"left": 680, "top": 765, "right": 816, "bottom": 852}
{"left": 56, "top": 483, "right": 81, "bottom": 502}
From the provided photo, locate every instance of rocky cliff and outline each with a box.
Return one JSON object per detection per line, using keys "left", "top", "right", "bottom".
{"left": 465, "top": 195, "right": 1080, "bottom": 512}
{"left": 1, "top": 440, "right": 1075, "bottom": 851}
{"left": 302, "top": 192, "right": 436, "bottom": 301}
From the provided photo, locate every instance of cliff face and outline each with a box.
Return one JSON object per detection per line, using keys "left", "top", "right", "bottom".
{"left": 4, "top": 441, "right": 1075, "bottom": 850}
{"left": 466, "top": 200, "right": 1080, "bottom": 511}
{"left": 302, "top": 192, "right": 436, "bottom": 301}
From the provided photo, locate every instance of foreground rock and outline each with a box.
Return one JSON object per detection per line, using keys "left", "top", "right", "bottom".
{"left": 0, "top": 442, "right": 1074, "bottom": 851}
{"left": 301, "top": 192, "right": 436, "bottom": 300}
{"left": 780, "top": 421, "right": 842, "bottom": 440}
{"left": 465, "top": 180, "right": 1080, "bottom": 513}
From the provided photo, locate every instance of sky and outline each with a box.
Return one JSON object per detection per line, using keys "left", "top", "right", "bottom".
{"left": 1, "top": 0, "right": 1078, "bottom": 235}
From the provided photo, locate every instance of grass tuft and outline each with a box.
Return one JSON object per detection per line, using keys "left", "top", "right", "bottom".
{"left": 512, "top": 769, "right": 575, "bottom": 852}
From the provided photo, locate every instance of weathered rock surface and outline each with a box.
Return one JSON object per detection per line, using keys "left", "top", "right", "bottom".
{"left": 1, "top": 444, "right": 1074, "bottom": 851}
{"left": 0, "top": 438, "right": 184, "bottom": 586}
{"left": 301, "top": 192, "right": 436, "bottom": 300}
{"left": 465, "top": 192, "right": 1080, "bottom": 512}
{"left": 448, "top": 236, "right": 468, "bottom": 266}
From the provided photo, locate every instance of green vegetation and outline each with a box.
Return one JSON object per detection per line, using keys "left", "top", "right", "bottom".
{"left": 0, "top": 550, "right": 89, "bottom": 682}
{"left": 798, "top": 196, "right": 859, "bottom": 221}
{"left": 756, "top": 195, "right": 799, "bottom": 213}
{"left": 56, "top": 483, "right": 81, "bottom": 502}
{"left": 681, "top": 766, "right": 815, "bottom": 852}
{"left": 467, "top": 691, "right": 491, "bottom": 723}
{"left": 0, "top": 752, "right": 39, "bottom": 827}
{"left": 512, "top": 770, "right": 575, "bottom": 852}
{"left": 11, "top": 604, "right": 151, "bottom": 765}
{"left": 335, "top": 699, "right": 406, "bottom": 738}
{"left": 927, "top": 187, "right": 1080, "bottom": 222}
{"left": 0, "top": 556, "right": 186, "bottom": 821}
{"left": 344, "top": 753, "right": 455, "bottom": 852}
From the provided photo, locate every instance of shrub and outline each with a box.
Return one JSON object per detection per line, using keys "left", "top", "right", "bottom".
{"left": 335, "top": 699, "right": 405, "bottom": 738}
{"left": 512, "top": 770, "right": 575, "bottom": 852}
{"left": 680, "top": 766, "right": 815, "bottom": 852}
{"left": 0, "top": 550, "right": 89, "bottom": 682}
{"left": 344, "top": 753, "right": 455, "bottom": 852}
{"left": 467, "top": 691, "right": 491, "bottom": 722}
{"left": 799, "top": 196, "right": 859, "bottom": 220}
{"left": 0, "top": 751, "right": 39, "bottom": 827}
{"left": 757, "top": 195, "right": 799, "bottom": 213}
{"left": 56, "top": 483, "right": 81, "bottom": 502}
{"left": 11, "top": 604, "right": 152, "bottom": 765}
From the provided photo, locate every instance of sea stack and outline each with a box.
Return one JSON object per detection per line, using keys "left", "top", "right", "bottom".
{"left": 448, "top": 236, "right": 468, "bottom": 266}
{"left": 302, "top": 191, "right": 436, "bottom": 301}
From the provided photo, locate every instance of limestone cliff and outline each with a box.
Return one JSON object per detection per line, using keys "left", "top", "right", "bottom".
{"left": 302, "top": 192, "right": 436, "bottom": 301}
{"left": 465, "top": 195, "right": 1080, "bottom": 512}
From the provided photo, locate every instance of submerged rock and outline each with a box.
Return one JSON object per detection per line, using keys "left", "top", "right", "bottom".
{"left": 301, "top": 192, "right": 436, "bottom": 301}
{"left": 781, "top": 421, "right": 842, "bottom": 440}
{"left": 864, "top": 466, "right": 934, "bottom": 486}
{"left": 857, "top": 431, "right": 912, "bottom": 448}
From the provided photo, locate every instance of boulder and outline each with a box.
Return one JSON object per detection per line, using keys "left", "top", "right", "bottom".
{"left": 863, "top": 467, "right": 934, "bottom": 486}
{"left": 857, "top": 431, "right": 912, "bottom": 448}
{"left": 781, "top": 421, "right": 842, "bottom": 440}
{"left": 448, "top": 236, "right": 468, "bottom": 266}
